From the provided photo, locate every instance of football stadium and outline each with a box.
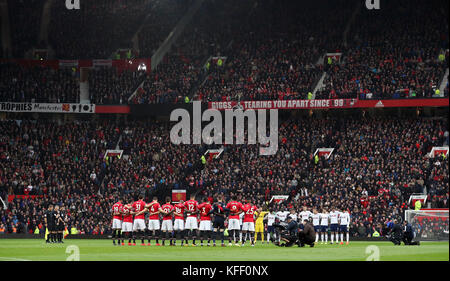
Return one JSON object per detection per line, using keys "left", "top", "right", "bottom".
{"left": 0, "top": 0, "right": 449, "bottom": 265}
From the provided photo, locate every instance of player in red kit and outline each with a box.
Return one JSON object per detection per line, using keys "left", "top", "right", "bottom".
{"left": 226, "top": 195, "right": 243, "bottom": 246}
{"left": 111, "top": 199, "right": 123, "bottom": 246}
{"left": 241, "top": 199, "right": 259, "bottom": 246}
{"left": 198, "top": 199, "right": 213, "bottom": 246}
{"left": 173, "top": 200, "right": 186, "bottom": 246}
{"left": 145, "top": 197, "right": 162, "bottom": 246}
{"left": 160, "top": 197, "right": 175, "bottom": 246}
{"left": 131, "top": 195, "right": 147, "bottom": 246}
{"left": 121, "top": 203, "right": 134, "bottom": 245}
{"left": 184, "top": 194, "right": 199, "bottom": 246}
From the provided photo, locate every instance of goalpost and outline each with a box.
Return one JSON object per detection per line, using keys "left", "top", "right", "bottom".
{"left": 404, "top": 209, "right": 449, "bottom": 241}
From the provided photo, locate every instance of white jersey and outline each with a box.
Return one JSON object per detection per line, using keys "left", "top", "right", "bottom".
{"left": 276, "top": 211, "right": 290, "bottom": 222}
{"left": 299, "top": 211, "right": 312, "bottom": 222}
{"left": 329, "top": 211, "right": 340, "bottom": 224}
{"left": 289, "top": 213, "right": 298, "bottom": 222}
{"left": 320, "top": 213, "right": 329, "bottom": 226}
{"left": 267, "top": 213, "right": 277, "bottom": 226}
{"left": 339, "top": 212, "right": 350, "bottom": 225}
{"left": 311, "top": 213, "right": 321, "bottom": 226}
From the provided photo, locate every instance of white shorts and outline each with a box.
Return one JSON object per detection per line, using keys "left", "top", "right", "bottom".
{"left": 228, "top": 219, "right": 240, "bottom": 230}
{"left": 185, "top": 217, "right": 198, "bottom": 230}
{"left": 148, "top": 219, "right": 160, "bottom": 231}
{"left": 112, "top": 219, "right": 122, "bottom": 229}
{"left": 133, "top": 219, "right": 146, "bottom": 231}
{"left": 199, "top": 220, "right": 212, "bottom": 231}
{"left": 122, "top": 222, "right": 133, "bottom": 232}
{"left": 161, "top": 220, "right": 173, "bottom": 232}
{"left": 242, "top": 222, "right": 255, "bottom": 232}
{"left": 174, "top": 219, "right": 184, "bottom": 231}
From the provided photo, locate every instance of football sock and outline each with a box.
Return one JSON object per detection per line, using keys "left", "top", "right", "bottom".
{"left": 155, "top": 230, "right": 159, "bottom": 244}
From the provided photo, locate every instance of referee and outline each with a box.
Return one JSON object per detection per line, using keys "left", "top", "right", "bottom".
{"left": 210, "top": 195, "right": 229, "bottom": 247}
{"left": 44, "top": 204, "right": 55, "bottom": 243}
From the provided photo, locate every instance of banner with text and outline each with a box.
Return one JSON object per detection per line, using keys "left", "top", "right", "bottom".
{"left": 208, "top": 98, "right": 449, "bottom": 110}
{"left": 0, "top": 102, "right": 95, "bottom": 113}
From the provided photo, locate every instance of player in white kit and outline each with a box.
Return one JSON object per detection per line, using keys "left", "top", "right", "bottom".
{"left": 299, "top": 206, "right": 312, "bottom": 230}
{"left": 311, "top": 208, "right": 321, "bottom": 243}
{"left": 339, "top": 209, "right": 350, "bottom": 245}
{"left": 266, "top": 210, "right": 278, "bottom": 243}
{"left": 320, "top": 209, "right": 330, "bottom": 244}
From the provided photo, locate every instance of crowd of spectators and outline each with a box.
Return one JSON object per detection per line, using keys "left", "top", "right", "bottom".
{"left": 0, "top": 119, "right": 122, "bottom": 234}
{"left": 0, "top": 63, "right": 79, "bottom": 103}
{"left": 88, "top": 67, "right": 145, "bottom": 104}
{"left": 131, "top": 0, "right": 253, "bottom": 104}
{"left": 193, "top": 0, "right": 352, "bottom": 102}
{"left": 0, "top": 115, "right": 448, "bottom": 235}
{"left": 1, "top": 0, "right": 448, "bottom": 104}
{"left": 137, "top": 0, "right": 191, "bottom": 58}
{"left": 412, "top": 216, "right": 449, "bottom": 240}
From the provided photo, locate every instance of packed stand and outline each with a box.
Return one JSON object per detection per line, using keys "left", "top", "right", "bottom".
{"left": 2, "top": 116, "right": 448, "bottom": 235}
{"left": 88, "top": 67, "right": 145, "bottom": 104}
{"left": 0, "top": 63, "right": 79, "bottom": 103}
{"left": 316, "top": 0, "right": 449, "bottom": 100}
{"left": 131, "top": 0, "right": 254, "bottom": 104}
{"left": 0, "top": 119, "right": 122, "bottom": 234}
{"left": 194, "top": 0, "right": 353, "bottom": 102}
{"left": 137, "top": 0, "right": 191, "bottom": 58}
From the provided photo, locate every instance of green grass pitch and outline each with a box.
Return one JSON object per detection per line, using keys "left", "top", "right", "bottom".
{"left": 0, "top": 239, "right": 448, "bottom": 261}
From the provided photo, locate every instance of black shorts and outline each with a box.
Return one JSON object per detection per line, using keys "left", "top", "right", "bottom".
{"left": 57, "top": 224, "right": 65, "bottom": 231}
{"left": 213, "top": 218, "right": 225, "bottom": 229}
{"left": 48, "top": 223, "right": 55, "bottom": 232}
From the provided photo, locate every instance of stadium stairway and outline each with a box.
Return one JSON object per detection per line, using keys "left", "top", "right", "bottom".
{"left": 150, "top": 0, "right": 205, "bottom": 70}
{"left": 438, "top": 68, "right": 449, "bottom": 97}
{"left": 38, "top": 0, "right": 53, "bottom": 50}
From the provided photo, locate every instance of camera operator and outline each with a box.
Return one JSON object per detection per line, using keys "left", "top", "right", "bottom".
{"left": 388, "top": 219, "right": 403, "bottom": 245}
{"left": 273, "top": 216, "right": 299, "bottom": 247}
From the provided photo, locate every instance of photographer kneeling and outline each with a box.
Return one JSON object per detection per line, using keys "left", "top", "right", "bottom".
{"left": 298, "top": 219, "right": 316, "bottom": 247}
{"left": 273, "top": 216, "right": 299, "bottom": 247}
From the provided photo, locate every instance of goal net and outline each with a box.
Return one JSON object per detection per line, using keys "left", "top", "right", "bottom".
{"left": 405, "top": 209, "right": 449, "bottom": 241}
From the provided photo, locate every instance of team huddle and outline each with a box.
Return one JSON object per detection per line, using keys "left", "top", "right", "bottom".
{"left": 111, "top": 194, "right": 352, "bottom": 247}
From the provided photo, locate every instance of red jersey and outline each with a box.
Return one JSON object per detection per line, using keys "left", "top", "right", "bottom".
{"left": 148, "top": 201, "right": 161, "bottom": 220}
{"left": 132, "top": 199, "right": 146, "bottom": 220}
{"left": 173, "top": 203, "right": 185, "bottom": 219}
{"left": 242, "top": 203, "right": 258, "bottom": 223}
{"left": 184, "top": 200, "right": 199, "bottom": 218}
{"left": 112, "top": 202, "right": 123, "bottom": 220}
{"left": 227, "top": 201, "right": 243, "bottom": 219}
{"left": 122, "top": 205, "right": 133, "bottom": 223}
{"left": 198, "top": 202, "right": 212, "bottom": 221}
{"left": 161, "top": 203, "right": 174, "bottom": 221}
